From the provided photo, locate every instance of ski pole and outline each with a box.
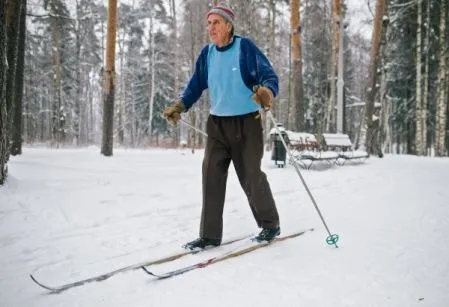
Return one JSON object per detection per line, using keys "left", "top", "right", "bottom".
{"left": 265, "top": 110, "right": 339, "bottom": 248}
{"left": 180, "top": 118, "right": 208, "bottom": 138}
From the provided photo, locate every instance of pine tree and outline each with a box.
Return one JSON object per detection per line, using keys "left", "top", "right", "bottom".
{"left": 101, "top": 0, "right": 118, "bottom": 156}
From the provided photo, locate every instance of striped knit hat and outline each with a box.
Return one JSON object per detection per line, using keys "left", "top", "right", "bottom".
{"left": 207, "top": 2, "right": 235, "bottom": 28}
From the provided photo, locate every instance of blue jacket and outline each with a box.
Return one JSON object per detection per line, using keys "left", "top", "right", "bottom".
{"left": 180, "top": 36, "right": 279, "bottom": 111}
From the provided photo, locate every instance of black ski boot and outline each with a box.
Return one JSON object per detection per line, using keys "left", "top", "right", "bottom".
{"left": 184, "top": 238, "right": 221, "bottom": 250}
{"left": 254, "top": 227, "right": 281, "bottom": 242}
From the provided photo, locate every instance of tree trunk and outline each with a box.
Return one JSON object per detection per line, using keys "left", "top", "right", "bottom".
{"left": 264, "top": 0, "right": 276, "bottom": 150}
{"left": 421, "top": 0, "right": 430, "bottom": 155}
{"left": 101, "top": 0, "right": 118, "bottom": 156}
{"left": 73, "top": 0, "right": 82, "bottom": 146}
{"left": 171, "top": 0, "right": 179, "bottom": 95}
{"left": 378, "top": 8, "right": 389, "bottom": 157}
{"left": 435, "top": 0, "right": 447, "bottom": 156}
{"left": 170, "top": 0, "right": 181, "bottom": 147}
{"left": 117, "top": 37, "right": 124, "bottom": 145}
{"left": 290, "top": 0, "right": 305, "bottom": 132}
{"left": 359, "top": 0, "right": 386, "bottom": 152}
{"left": 415, "top": 0, "right": 424, "bottom": 155}
{"left": 11, "top": 0, "right": 26, "bottom": 156}
{"left": 148, "top": 14, "right": 156, "bottom": 145}
{"left": 289, "top": 0, "right": 299, "bottom": 130}
{"left": 50, "top": 17, "right": 64, "bottom": 144}
{"left": 0, "top": 0, "right": 8, "bottom": 185}
{"left": 5, "top": 0, "right": 21, "bottom": 151}
{"left": 325, "top": 0, "right": 341, "bottom": 133}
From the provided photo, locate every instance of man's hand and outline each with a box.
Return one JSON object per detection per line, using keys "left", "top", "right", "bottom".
{"left": 163, "top": 101, "right": 186, "bottom": 125}
{"left": 252, "top": 85, "right": 274, "bottom": 110}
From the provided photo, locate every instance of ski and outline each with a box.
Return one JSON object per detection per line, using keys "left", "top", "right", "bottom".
{"left": 141, "top": 228, "right": 314, "bottom": 279}
{"left": 30, "top": 234, "right": 251, "bottom": 293}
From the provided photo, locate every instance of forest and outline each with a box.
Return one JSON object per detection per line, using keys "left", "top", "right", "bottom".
{"left": 1, "top": 0, "right": 448, "bottom": 185}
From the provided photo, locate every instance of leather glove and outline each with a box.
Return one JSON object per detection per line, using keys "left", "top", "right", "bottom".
{"left": 252, "top": 85, "right": 274, "bottom": 110}
{"left": 163, "top": 101, "right": 185, "bottom": 125}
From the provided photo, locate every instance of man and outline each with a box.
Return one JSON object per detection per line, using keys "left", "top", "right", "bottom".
{"left": 163, "top": 1, "right": 280, "bottom": 250}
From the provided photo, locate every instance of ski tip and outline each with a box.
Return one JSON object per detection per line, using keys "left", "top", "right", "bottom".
{"left": 30, "top": 274, "right": 51, "bottom": 290}
{"left": 30, "top": 274, "right": 63, "bottom": 294}
{"left": 141, "top": 266, "right": 161, "bottom": 278}
{"left": 30, "top": 273, "right": 42, "bottom": 286}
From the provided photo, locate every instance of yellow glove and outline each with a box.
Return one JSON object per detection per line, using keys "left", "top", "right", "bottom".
{"left": 252, "top": 85, "right": 274, "bottom": 110}
{"left": 163, "top": 101, "right": 185, "bottom": 125}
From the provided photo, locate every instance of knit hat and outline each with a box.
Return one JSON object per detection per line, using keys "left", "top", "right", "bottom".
{"left": 207, "top": 1, "right": 235, "bottom": 28}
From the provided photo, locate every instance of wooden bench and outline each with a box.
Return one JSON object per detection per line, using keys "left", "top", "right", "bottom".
{"left": 322, "top": 133, "right": 369, "bottom": 165}
{"left": 285, "top": 131, "right": 319, "bottom": 151}
{"left": 284, "top": 131, "right": 339, "bottom": 169}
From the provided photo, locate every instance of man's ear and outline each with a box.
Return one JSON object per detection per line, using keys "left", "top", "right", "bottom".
{"left": 227, "top": 23, "right": 232, "bottom": 33}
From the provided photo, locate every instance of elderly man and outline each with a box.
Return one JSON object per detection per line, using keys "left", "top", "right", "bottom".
{"left": 163, "top": 1, "right": 281, "bottom": 250}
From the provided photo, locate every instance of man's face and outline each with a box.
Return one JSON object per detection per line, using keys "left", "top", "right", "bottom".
{"left": 207, "top": 14, "right": 232, "bottom": 47}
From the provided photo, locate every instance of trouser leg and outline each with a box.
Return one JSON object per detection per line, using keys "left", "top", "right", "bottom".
{"left": 199, "top": 116, "right": 231, "bottom": 239}
{"left": 230, "top": 114, "right": 280, "bottom": 229}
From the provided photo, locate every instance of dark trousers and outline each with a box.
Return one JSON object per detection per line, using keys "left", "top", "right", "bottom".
{"left": 200, "top": 112, "right": 280, "bottom": 239}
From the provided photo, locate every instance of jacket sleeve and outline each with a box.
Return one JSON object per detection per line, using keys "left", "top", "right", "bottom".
{"left": 179, "top": 45, "right": 209, "bottom": 110}
{"left": 240, "top": 37, "right": 279, "bottom": 97}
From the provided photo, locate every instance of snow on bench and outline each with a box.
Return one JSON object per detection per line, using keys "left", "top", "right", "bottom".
{"left": 285, "top": 131, "right": 319, "bottom": 151}
{"left": 322, "top": 133, "right": 369, "bottom": 164}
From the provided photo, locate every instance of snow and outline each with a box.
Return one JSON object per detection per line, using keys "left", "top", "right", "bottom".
{"left": 1, "top": 147, "right": 449, "bottom": 307}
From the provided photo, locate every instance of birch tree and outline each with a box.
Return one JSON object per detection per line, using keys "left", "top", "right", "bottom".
{"left": 325, "top": 0, "right": 341, "bottom": 132}
{"left": 415, "top": 0, "right": 424, "bottom": 155}
{"left": 169, "top": 0, "right": 184, "bottom": 147}
{"left": 435, "top": 0, "right": 447, "bottom": 156}
{"left": 262, "top": 0, "right": 278, "bottom": 149}
{"left": 379, "top": 13, "right": 390, "bottom": 154}
{"left": 147, "top": 15, "right": 156, "bottom": 143}
{"left": 101, "top": 0, "right": 118, "bottom": 156}
{"left": 421, "top": 0, "right": 431, "bottom": 155}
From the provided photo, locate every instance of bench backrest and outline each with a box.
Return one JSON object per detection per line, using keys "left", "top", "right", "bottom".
{"left": 285, "top": 131, "right": 317, "bottom": 144}
{"left": 322, "top": 133, "right": 353, "bottom": 150}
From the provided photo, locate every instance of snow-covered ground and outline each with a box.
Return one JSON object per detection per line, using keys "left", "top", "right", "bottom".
{"left": 1, "top": 147, "right": 448, "bottom": 307}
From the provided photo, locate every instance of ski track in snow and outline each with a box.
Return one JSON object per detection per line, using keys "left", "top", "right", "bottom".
{"left": 1, "top": 147, "right": 449, "bottom": 307}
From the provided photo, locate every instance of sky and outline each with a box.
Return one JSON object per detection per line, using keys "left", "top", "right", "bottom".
{"left": 1, "top": 146, "right": 449, "bottom": 306}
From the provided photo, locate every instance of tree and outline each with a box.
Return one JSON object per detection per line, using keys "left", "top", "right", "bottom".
{"left": 435, "top": 0, "right": 447, "bottom": 156}
{"left": 0, "top": 0, "right": 7, "bottom": 185}
{"left": 325, "top": 0, "right": 342, "bottom": 133}
{"left": 11, "top": 0, "right": 26, "bottom": 155}
{"left": 43, "top": 0, "right": 71, "bottom": 145}
{"left": 359, "top": 0, "right": 387, "bottom": 153}
{"left": 289, "top": 0, "right": 305, "bottom": 131}
{"left": 302, "top": 0, "right": 332, "bottom": 134}
{"left": 415, "top": 0, "right": 424, "bottom": 155}
{"left": 6, "top": 0, "right": 21, "bottom": 151}
{"left": 420, "top": 0, "right": 431, "bottom": 155}
{"left": 101, "top": 0, "right": 118, "bottom": 156}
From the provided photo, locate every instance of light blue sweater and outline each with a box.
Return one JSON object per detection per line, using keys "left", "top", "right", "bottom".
{"left": 207, "top": 37, "right": 259, "bottom": 116}
{"left": 180, "top": 36, "right": 279, "bottom": 116}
